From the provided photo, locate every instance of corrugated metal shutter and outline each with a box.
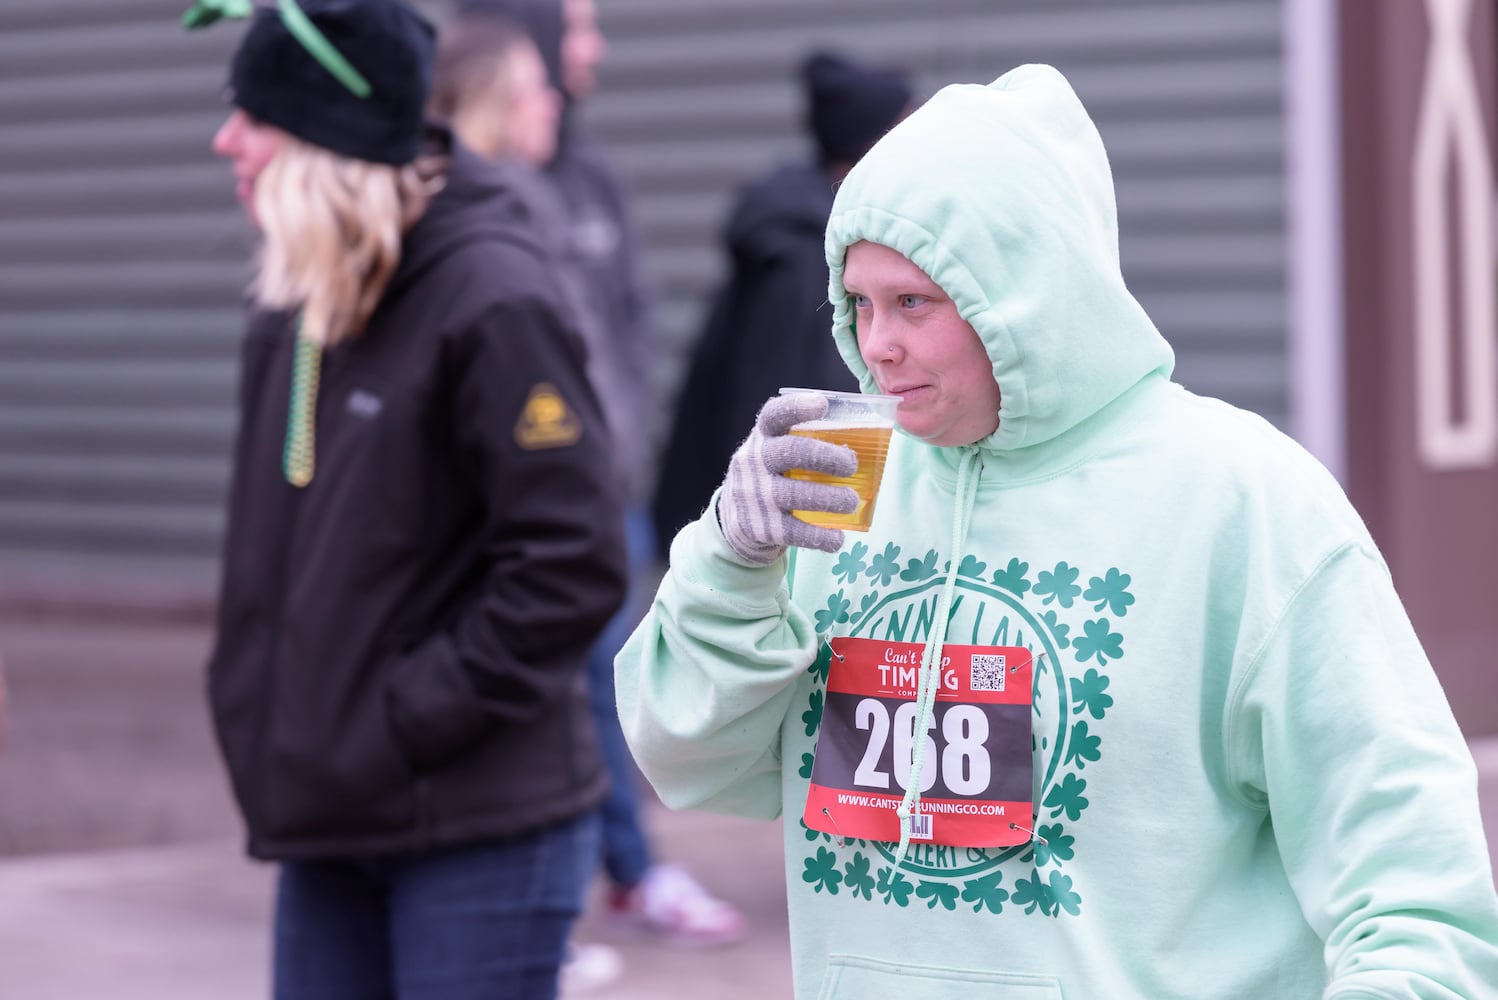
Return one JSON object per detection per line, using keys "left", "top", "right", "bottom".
{"left": 580, "top": 0, "right": 1288, "bottom": 450}
{"left": 0, "top": 0, "right": 1286, "bottom": 593}
{"left": 0, "top": 0, "right": 247, "bottom": 593}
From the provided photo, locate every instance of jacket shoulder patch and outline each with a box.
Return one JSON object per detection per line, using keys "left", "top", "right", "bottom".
{"left": 516, "top": 383, "right": 583, "bottom": 449}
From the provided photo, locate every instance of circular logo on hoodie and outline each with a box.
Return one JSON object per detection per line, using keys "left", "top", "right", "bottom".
{"left": 794, "top": 540, "right": 1134, "bottom": 919}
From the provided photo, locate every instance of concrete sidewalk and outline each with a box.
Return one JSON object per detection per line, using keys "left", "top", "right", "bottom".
{"left": 0, "top": 807, "right": 792, "bottom": 1000}
{"left": 1, "top": 614, "right": 1496, "bottom": 1000}
{"left": 0, "top": 614, "right": 792, "bottom": 1000}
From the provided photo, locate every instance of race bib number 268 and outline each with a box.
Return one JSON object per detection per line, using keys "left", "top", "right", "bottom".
{"left": 802, "top": 638, "right": 1033, "bottom": 848}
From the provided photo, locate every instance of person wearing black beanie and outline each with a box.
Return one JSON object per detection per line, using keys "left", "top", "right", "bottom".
{"left": 191, "top": 2, "right": 629, "bottom": 996}
{"left": 801, "top": 49, "right": 915, "bottom": 176}
{"left": 225, "top": 0, "right": 435, "bottom": 165}
{"left": 653, "top": 49, "right": 913, "bottom": 559}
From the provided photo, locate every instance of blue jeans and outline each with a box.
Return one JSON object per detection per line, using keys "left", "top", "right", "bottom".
{"left": 272, "top": 811, "right": 600, "bottom": 1000}
{"left": 587, "top": 504, "right": 655, "bottom": 888}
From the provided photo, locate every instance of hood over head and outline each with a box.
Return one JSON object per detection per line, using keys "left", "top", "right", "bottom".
{"left": 825, "top": 64, "right": 1174, "bottom": 456}
{"left": 725, "top": 161, "right": 834, "bottom": 266}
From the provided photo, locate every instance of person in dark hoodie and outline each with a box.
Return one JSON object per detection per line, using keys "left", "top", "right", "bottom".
{"left": 651, "top": 50, "right": 913, "bottom": 556}
{"left": 189, "top": 1, "right": 627, "bottom": 996}
{"left": 450, "top": 0, "right": 746, "bottom": 949}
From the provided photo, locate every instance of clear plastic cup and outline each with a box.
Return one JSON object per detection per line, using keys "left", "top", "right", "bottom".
{"left": 778, "top": 387, "right": 901, "bottom": 532}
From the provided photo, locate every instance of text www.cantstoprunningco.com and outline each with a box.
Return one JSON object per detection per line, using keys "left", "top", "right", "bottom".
{"left": 835, "top": 793, "right": 1005, "bottom": 816}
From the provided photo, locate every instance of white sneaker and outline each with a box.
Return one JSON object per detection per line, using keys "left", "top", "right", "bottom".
{"left": 607, "top": 863, "right": 747, "bottom": 947}
{"left": 560, "top": 941, "right": 623, "bottom": 995}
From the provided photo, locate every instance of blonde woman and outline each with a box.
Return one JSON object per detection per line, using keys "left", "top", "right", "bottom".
{"left": 192, "top": 1, "right": 628, "bottom": 997}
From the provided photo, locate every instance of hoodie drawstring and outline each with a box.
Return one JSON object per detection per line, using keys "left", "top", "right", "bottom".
{"left": 892, "top": 447, "right": 981, "bottom": 871}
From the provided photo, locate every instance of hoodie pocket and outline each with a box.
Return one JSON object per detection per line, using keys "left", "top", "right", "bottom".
{"left": 816, "top": 956, "right": 1063, "bottom": 1000}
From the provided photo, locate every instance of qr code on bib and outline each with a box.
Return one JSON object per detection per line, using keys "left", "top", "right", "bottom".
{"left": 970, "top": 654, "right": 1007, "bottom": 692}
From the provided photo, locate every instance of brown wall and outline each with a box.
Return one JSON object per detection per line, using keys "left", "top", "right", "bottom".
{"left": 1341, "top": 0, "right": 1498, "bottom": 738}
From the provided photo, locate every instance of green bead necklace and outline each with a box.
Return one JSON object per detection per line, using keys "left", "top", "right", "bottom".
{"left": 282, "top": 316, "right": 322, "bottom": 487}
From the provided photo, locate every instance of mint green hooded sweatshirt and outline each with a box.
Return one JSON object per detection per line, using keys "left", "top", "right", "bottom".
{"left": 618, "top": 65, "right": 1498, "bottom": 998}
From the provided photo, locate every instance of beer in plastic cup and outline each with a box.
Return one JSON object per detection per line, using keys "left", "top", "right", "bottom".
{"left": 778, "top": 387, "right": 900, "bottom": 532}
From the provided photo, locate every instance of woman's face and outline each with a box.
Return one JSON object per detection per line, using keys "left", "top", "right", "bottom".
{"left": 504, "top": 43, "right": 562, "bottom": 166}
{"left": 212, "top": 109, "right": 284, "bottom": 228}
{"left": 844, "top": 240, "right": 1002, "bottom": 447}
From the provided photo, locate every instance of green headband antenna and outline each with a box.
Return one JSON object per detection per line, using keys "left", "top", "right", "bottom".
{"left": 182, "top": 0, "right": 372, "bottom": 99}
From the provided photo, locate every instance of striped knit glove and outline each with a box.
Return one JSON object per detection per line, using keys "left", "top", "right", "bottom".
{"left": 716, "top": 392, "right": 859, "bottom": 565}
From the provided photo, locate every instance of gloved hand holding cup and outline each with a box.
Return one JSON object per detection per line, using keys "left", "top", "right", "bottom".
{"left": 717, "top": 388, "right": 899, "bottom": 565}
{"left": 778, "top": 387, "right": 899, "bottom": 532}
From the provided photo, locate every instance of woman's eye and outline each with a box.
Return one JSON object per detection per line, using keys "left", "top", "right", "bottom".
{"left": 851, "top": 294, "right": 871, "bottom": 309}
{"left": 898, "top": 294, "right": 924, "bottom": 309}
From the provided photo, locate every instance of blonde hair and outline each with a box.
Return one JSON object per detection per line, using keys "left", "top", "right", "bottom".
{"left": 429, "top": 13, "right": 535, "bottom": 160}
{"left": 252, "top": 134, "right": 444, "bottom": 346}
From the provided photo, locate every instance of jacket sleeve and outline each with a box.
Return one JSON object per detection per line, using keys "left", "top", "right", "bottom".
{"left": 650, "top": 279, "right": 737, "bottom": 555}
{"left": 384, "top": 294, "right": 629, "bottom": 771}
{"left": 595, "top": 151, "right": 656, "bottom": 405}
{"left": 1227, "top": 542, "right": 1498, "bottom": 997}
{"left": 615, "top": 502, "right": 819, "bottom": 819}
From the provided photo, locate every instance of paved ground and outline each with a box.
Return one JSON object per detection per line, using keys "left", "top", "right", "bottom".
{"left": 0, "top": 612, "right": 1495, "bottom": 1000}
{"left": 0, "top": 614, "right": 791, "bottom": 1000}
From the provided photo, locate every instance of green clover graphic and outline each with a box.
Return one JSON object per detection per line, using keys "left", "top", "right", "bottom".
{"left": 960, "top": 872, "right": 1010, "bottom": 914}
{"left": 1012, "top": 868, "right": 1053, "bottom": 916}
{"left": 956, "top": 554, "right": 987, "bottom": 578}
{"left": 1034, "top": 562, "right": 1082, "bottom": 607}
{"left": 798, "top": 752, "right": 815, "bottom": 780}
{"left": 808, "top": 643, "right": 832, "bottom": 683}
{"left": 916, "top": 881, "right": 960, "bottom": 911}
{"left": 1043, "top": 773, "right": 1089, "bottom": 821}
{"left": 803, "top": 847, "right": 843, "bottom": 895}
{"left": 1046, "top": 871, "right": 1082, "bottom": 916}
{"left": 1084, "top": 567, "right": 1135, "bottom": 616}
{"left": 833, "top": 542, "right": 868, "bottom": 583}
{"left": 1072, "top": 618, "right": 1124, "bottom": 666}
{"left": 802, "top": 687, "right": 824, "bottom": 737}
{"left": 1033, "top": 824, "right": 1075, "bottom": 867}
{"left": 843, "top": 852, "right": 877, "bottom": 900}
{"left": 991, "top": 557, "right": 1032, "bottom": 596}
{"left": 814, "top": 591, "right": 853, "bottom": 633}
{"left": 1040, "top": 609, "right": 1071, "bottom": 649}
{"left": 876, "top": 867, "right": 915, "bottom": 907}
{"left": 1064, "top": 720, "right": 1101, "bottom": 770}
{"left": 866, "top": 543, "right": 902, "bottom": 586}
{"left": 900, "top": 550, "right": 940, "bottom": 582}
{"left": 1069, "top": 668, "right": 1113, "bottom": 720}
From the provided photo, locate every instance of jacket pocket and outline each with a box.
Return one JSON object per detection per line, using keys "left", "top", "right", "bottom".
{"left": 816, "top": 956, "right": 1064, "bottom": 1000}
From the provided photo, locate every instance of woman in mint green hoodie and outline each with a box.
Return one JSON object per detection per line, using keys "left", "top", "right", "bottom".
{"left": 617, "top": 64, "right": 1498, "bottom": 998}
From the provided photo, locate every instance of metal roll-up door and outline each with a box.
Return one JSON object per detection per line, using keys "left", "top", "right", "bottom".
{"left": 579, "top": 0, "right": 1288, "bottom": 455}
{"left": 0, "top": 0, "right": 247, "bottom": 596}
{"left": 0, "top": 0, "right": 1287, "bottom": 598}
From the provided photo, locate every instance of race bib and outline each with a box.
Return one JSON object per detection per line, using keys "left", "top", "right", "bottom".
{"left": 803, "top": 638, "right": 1034, "bottom": 847}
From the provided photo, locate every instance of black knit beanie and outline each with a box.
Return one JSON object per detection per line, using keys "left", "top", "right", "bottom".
{"left": 801, "top": 49, "right": 913, "bottom": 167}
{"left": 228, "top": 0, "right": 436, "bottom": 165}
